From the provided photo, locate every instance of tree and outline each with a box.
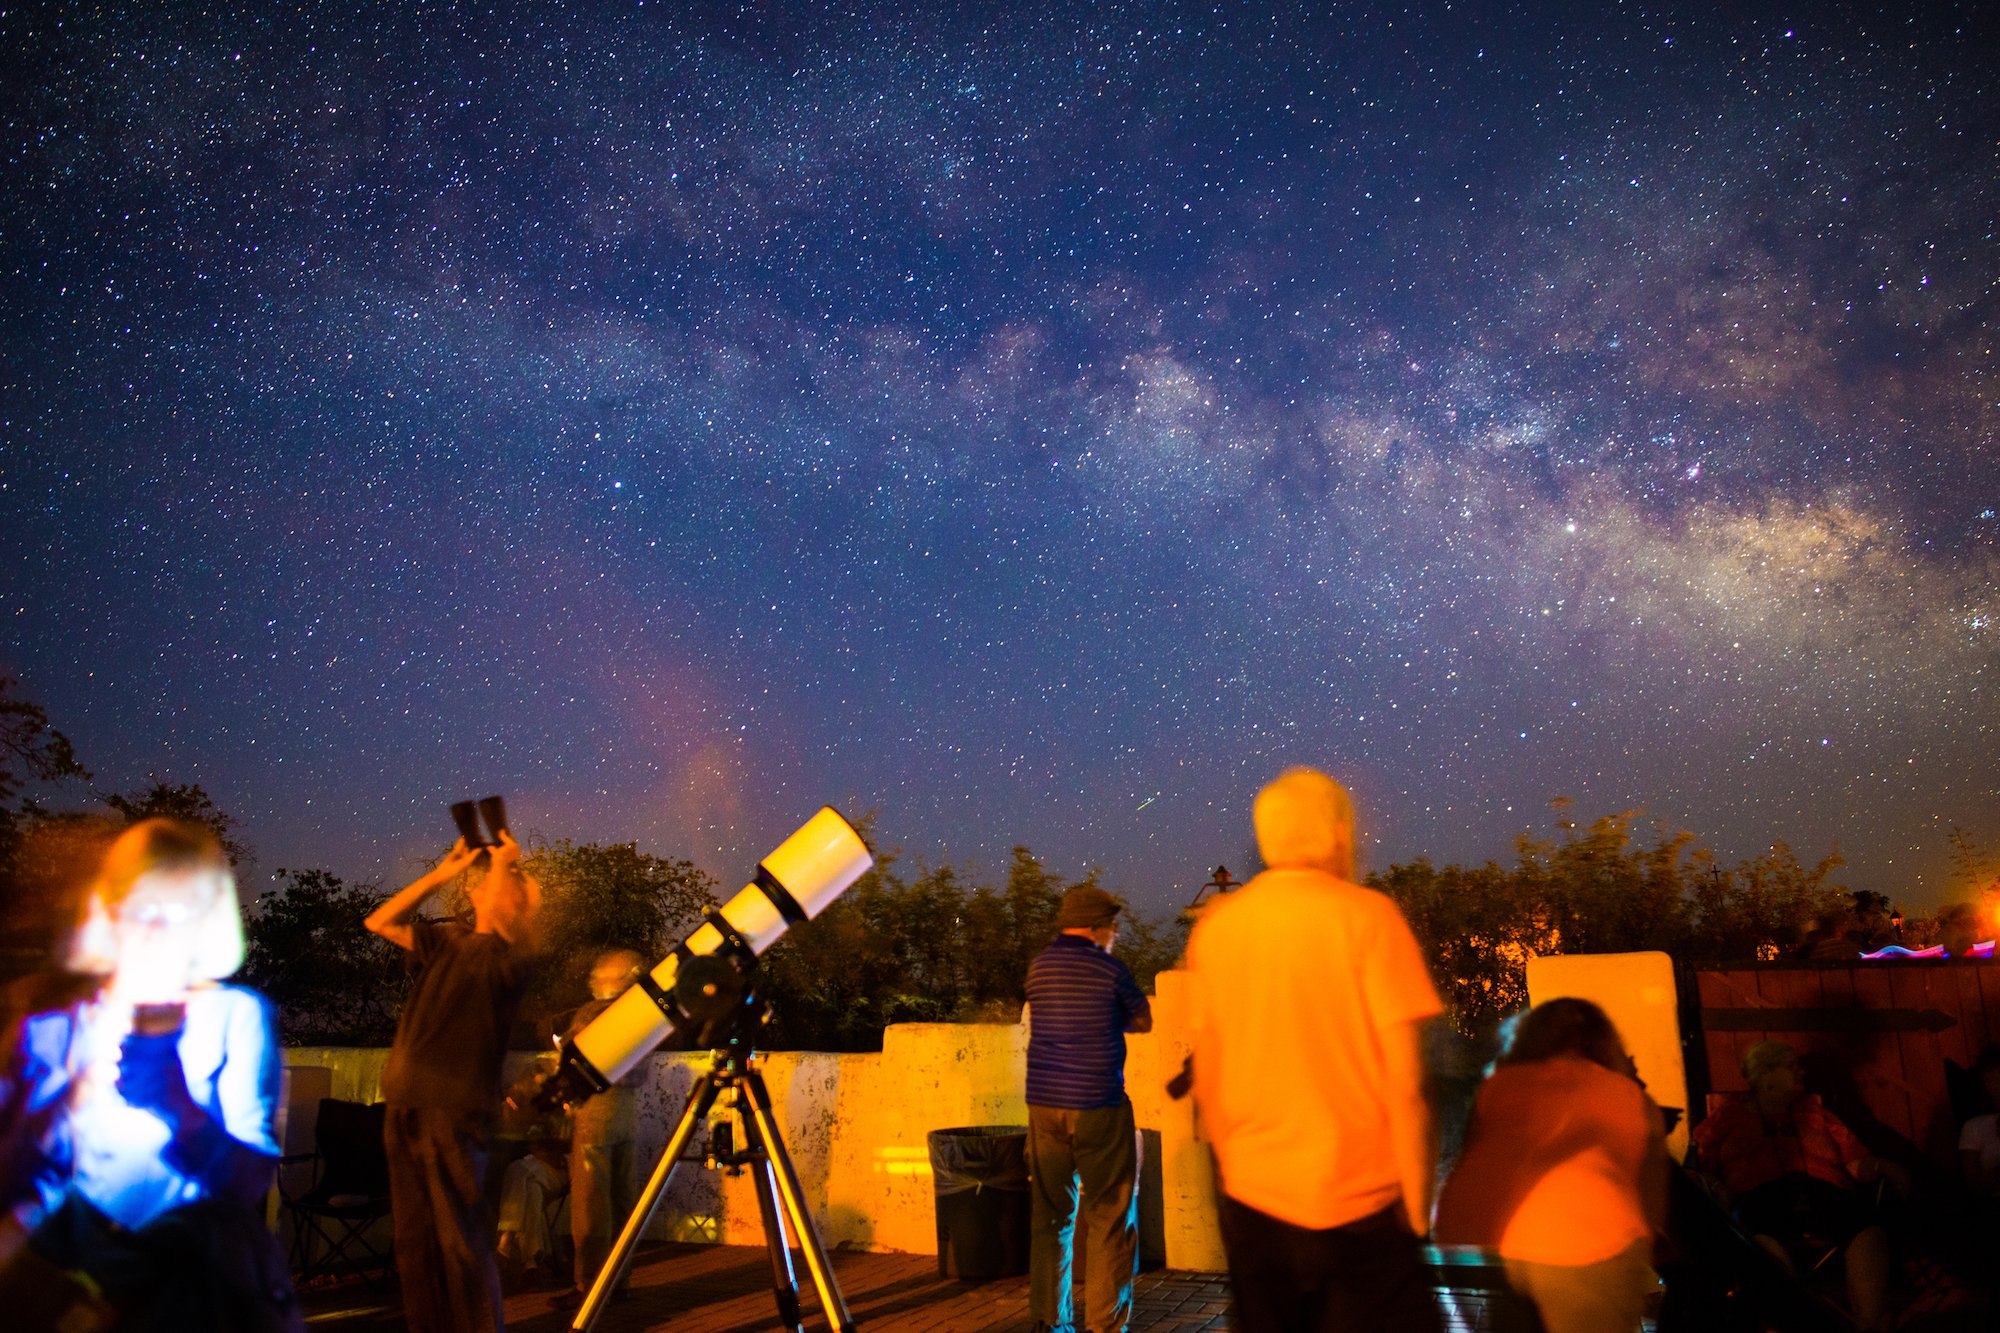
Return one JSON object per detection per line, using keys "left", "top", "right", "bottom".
{"left": 755, "top": 842, "right": 1182, "bottom": 1051}
{"left": 0, "top": 676, "right": 90, "bottom": 832}
{"left": 240, "top": 868, "right": 410, "bottom": 1046}
{"left": 519, "top": 839, "right": 719, "bottom": 1025}
{"left": 104, "top": 781, "right": 253, "bottom": 867}
{"left": 1373, "top": 802, "right": 1853, "bottom": 1039}
{"left": 0, "top": 678, "right": 94, "bottom": 975}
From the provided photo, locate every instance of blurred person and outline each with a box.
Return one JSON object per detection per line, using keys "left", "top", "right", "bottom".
{"left": 1025, "top": 885, "right": 1152, "bottom": 1333}
{"left": 9, "top": 819, "right": 298, "bottom": 1331}
{"left": 1794, "top": 906, "right": 1856, "bottom": 962}
{"left": 1187, "top": 768, "right": 1444, "bottom": 1333}
{"left": 366, "top": 830, "right": 541, "bottom": 1333}
{"left": 1434, "top": 999, "right": 1669, "bottom": 1333}
{"left": 1691, "top": 1040, "right": 1903, "bottom": 1333}
{"left": 551, "top": 947, "right": 644, "bottom": 1312}
{"left": 1936, "top": 903, "right": 1992, "bottom": 959}
{"left": 1957, "top": 1043, "right": 2000, "bottom": 1201}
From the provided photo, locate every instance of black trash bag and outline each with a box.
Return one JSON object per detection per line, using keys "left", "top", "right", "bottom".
{"left": 928, "top": 1125, "right": 1031, "bottom": 1280}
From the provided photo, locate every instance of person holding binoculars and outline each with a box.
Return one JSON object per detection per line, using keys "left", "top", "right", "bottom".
{"left": 365, "top": 799, "right": 541, "bottom": 1333}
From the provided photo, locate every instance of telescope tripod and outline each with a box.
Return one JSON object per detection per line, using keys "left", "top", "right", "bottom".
{"left": 570, "top": 1042, "right": 858, "bottom": 1333}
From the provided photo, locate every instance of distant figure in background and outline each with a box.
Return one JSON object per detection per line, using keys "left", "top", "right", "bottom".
{"left": 1691, "top": 1040, "right": 1903, "bottom": 1333}
{"left": 552, "top": 947, "right": 645, "bottom": 1312}
{"left": 13, "top": 819, "right": 299, "bottom": 1331}
{"left": 1936, "top": 903, "right": 1991, "bottom": 959}
{"left": 1795, "top": 907, "right": 1856, "bottom": 962}
{"left": 1187, "top": 767, "right": 1444, "bottom": 1333}
{"left": 366, "top": 832, "right": 541, "bottom": 1333}
{"left": 1024, "top": 884, "right": 1152, "bottom": 1333}
{"left": 1434, "top": 998, "right": 1668, "bottom": 1333}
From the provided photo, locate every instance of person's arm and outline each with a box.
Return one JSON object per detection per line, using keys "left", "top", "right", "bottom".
{"left": 1382, "top": 1015, "right": 1436, "bottom": 1235}
{"left": 365, "top": 838, "right": 480, "bottom": 951}
{"left": 488, "top": 830, "right": 543, "bottom": 953}
{"left": 1114, "top": 961, "right": 1152, "bottom": 1033}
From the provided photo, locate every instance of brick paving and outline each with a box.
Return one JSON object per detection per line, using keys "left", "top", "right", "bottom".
{"left": 296, "top": 1244, "right": 1236, "bottom": 1332}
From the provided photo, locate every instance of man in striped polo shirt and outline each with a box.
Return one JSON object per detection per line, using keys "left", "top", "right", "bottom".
{"left": 1025, "top": 884, "right": 1153, "bottom": 1333}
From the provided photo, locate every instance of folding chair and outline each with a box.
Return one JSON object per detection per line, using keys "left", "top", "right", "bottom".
{"left": 280, "top": 1098, "right": 393, "bottom": 1285}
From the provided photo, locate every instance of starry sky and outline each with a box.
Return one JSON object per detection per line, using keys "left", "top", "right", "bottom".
{"left": 3, "top": 2, "right": 1995, "bottom": 917}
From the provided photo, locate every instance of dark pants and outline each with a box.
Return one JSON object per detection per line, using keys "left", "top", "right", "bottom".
{"left": 384, "top": 1104, "right": 504, "bottom": 1333}
{"left": 1217, "top": 1194, "right": 1442, "bottom": 1333}
{"left": 1028, "top": 1098, "right": 1139, "bottom": 1333}
{"left": 30, "top": 1194, "right": 302, "bottom": 1333}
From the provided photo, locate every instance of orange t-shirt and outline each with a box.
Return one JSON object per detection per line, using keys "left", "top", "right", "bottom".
{"left": 1433, "top": 1056, "right": 1662, "bottom": 1265}
{"left": 1187, "top": 868, "right": 1444, "bottom": 1229}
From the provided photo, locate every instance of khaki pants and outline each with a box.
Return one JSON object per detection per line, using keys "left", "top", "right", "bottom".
{"left": 1503, "top": 1238, "right": 1657, "bottom": 1333}
{"left": 1027, "top": 1099, "right": 1139, "bottom": 1333}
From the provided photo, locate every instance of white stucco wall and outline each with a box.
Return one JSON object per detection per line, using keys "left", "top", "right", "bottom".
{"left": 284, "top": 985, "right": 1227, "bottom": 1269}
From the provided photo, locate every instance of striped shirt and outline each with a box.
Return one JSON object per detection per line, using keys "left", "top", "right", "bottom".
{"left": 1025, "top": 933, "right": 1150, "bottom": 1110}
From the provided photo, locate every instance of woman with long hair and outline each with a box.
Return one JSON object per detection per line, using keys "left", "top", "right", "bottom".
{"left": 1434, "top": 998, "right": 1669, "bottom": 1333}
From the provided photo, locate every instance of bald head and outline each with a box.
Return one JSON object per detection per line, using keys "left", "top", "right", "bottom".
{"left": 1254, "top": 767, "right": 1356, "bottom": 878}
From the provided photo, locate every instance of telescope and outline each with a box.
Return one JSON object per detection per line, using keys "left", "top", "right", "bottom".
{"left": 535, "top": 806, "right": 872, "bottom": 1111}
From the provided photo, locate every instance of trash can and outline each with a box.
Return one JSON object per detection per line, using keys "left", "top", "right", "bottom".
{"left": 927, "top": 1124, "right": 1031, "bottom": 1280}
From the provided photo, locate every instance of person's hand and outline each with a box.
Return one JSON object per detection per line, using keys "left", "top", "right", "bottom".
{"left": 491, "top": 828, "right": 522, "bottom": 869}
{"left": 438, "top": 837, "right": 482, "bottom": 877}
{"left": 117, "top": 1031, "right": 198, "bottom": 1126}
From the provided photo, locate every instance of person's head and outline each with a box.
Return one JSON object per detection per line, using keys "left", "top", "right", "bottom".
{"left": 1496, "top": 997, "right": 1632, "bottom": 1075}
{"left": 1742, "top": 1040, "right": 1805, "bottom": 1108}
{"left": 589, "top": 948, "right": 645, "bottom": 1001}
{"left": 67, "top": 819, "right": 242, "bottom": 1000}
{"left": 1253, "top": 767, "right": 1355, "bottom": 878}
{"left": 1848, "top": 890, "right": 1892, "bottom": 937}
{"left": 1056, "top": 884, "right": 1122, "bottom": 949}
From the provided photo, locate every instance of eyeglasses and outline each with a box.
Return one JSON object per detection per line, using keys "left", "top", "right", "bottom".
{"left": 119, "top": 898, "right": 199, "bottom": 927}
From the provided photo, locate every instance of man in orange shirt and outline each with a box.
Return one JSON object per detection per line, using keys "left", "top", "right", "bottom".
{"left": 1187, "top": 768, "right": 1444, "bottom": 1332}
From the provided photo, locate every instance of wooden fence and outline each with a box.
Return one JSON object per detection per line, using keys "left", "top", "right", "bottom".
{"left": 1691, "top": 960, "right": 2000, "bottom": 1167}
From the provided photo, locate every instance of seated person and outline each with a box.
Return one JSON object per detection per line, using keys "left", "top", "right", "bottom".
{"left": 8, "top": 819, "right": 298, "bottom": 1332}
{"left": 1691, "top": 1040, "right": 1903, "bottom": 1333}
{"left": 1434, "top": 998, "right": 1668, "bottom": 1333}
{"left": 1958, "top": 1043, "right": 2000, "bottom": 1203}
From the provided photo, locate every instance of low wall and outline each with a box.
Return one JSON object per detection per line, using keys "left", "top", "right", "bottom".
{"left": 285, "top": 968, "right": 1227, "bottom": 1269}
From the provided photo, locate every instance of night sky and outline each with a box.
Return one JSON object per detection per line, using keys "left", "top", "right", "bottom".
{"left": 3, "top": 2, "right": 1995, "bottom": 917}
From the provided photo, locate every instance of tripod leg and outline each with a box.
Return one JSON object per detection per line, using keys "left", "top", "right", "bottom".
{"left": 738, "top": 1103, "right": 806, "bottom": 1333}
{"left": 573, "top": 1068, "right": 725, "bottom": 1333}
{"left": 742, "top": 1067, "right": 858, "bottom": 1333}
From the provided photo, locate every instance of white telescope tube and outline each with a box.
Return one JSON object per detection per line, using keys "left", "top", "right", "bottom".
{"left": 550, "top": 807, "right": 871, "bottom": 1099}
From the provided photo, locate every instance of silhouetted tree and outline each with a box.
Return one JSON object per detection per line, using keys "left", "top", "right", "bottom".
{"left": 1375, "top": 802, "right": 1853, "bottom": 1038}
{"left": 519, "top": 838, "right": 719, "bottom": 1026}
{"left": 241, "top": 868, "right": 409, "bottom": 1046}
{"left": 105, "top": 781, "right": 253, "bottom": 868}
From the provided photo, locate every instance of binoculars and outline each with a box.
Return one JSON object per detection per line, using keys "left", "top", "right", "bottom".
{"left": 449, "top": 795, "right": 510, "bottom": 848}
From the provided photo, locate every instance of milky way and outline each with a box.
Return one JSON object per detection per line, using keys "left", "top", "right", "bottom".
{"left": 3, "top": 3, "right": 1994, "bottom": 913}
